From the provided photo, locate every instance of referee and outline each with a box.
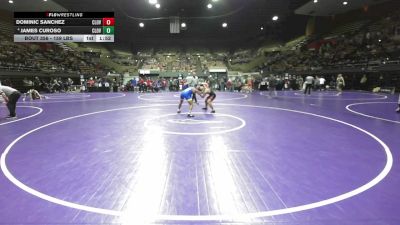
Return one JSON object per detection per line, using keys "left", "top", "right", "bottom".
{"left": 304, "top": 75, "right": 314, "bottom": 95}
{"left": 0, "top": 84, "right": 21, "bottom": 119}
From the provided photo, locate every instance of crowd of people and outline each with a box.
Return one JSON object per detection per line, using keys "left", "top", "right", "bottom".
{"left": 138, "top": 50, "right": 227, "bottom": 75}
{"left": 0, "top": 29, "right": 112, "bottom": 75}
{"left": 1, "top": 9, "right": 400, "bottom": 116}
{"left": 123, "top": 74, "right": 256, "bottom": 94}
{"left": 260, "top": 11, "right": 400, "bottom": 73}
{"left": 132, "top": 12, "right": 400, "bottom": 84}
{"left": 19, "top": 76, "right": 76, "bottom": 93}
{"left": 260, "top": 74, "right": 342, "bottom": 95}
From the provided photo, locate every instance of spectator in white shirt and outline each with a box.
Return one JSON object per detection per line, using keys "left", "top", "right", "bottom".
{"left": 319, "top": 77, "right": 326, "bottom": 91}
{"left": 304, "top": 75, "right": 314, "bottom": 95}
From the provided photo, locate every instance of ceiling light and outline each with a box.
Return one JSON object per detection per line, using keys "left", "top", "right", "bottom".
{"left": 260, "top": 26, "right": 264, "bottom": 30}
{"left": 207, "top": 3, "right": 213, "bottom": 9}
{"left": 343, "top": 1, "right": 348, "bottom": 5}
{"left": 181, "top": 22, "right": 186, "bottom": 28}
{"left": 8, "top": 0, "right": 13, "bottom": 3}
{"left": 272, "top": 16, "right": 279, "bottom": 21}
{"left": 313, "top": 0, "right": 318, "bottom": 3}
{"left": 148, "top": 0, "right": 157, "bottom": 5}
{"left": 139, "top": 22, "right": 144, "bottom": 28}
{"left": 212, "top": 0, "right": 218, "bottom": 2}
{"left": 155, "top": 3, "right": 160, "bottom": 8}
{"left": 222, "top": 22, "right": 228, "bottom": 28}
{"left": 43, "top": 0, "right": 47, "bottom": 1}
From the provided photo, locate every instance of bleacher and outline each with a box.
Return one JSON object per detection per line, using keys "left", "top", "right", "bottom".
{"left": 328, "top": 20, "right": 370, "bottom": 36}
{"left": 0, "top": 20, "right": 13, "bottom": 36}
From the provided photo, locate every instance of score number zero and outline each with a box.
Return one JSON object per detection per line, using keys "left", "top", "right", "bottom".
{"left": 92, "top": 19, "right": 114, "bottom": 34}
{"left": 92, "top": 18, "right": 114, "bottom": 26}
{"left": 91, "top": 27, "right": 113, "bottom": 34}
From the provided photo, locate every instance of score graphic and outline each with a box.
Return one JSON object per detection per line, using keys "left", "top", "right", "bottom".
{"left": 103, "top": 17, "right": 114, "bottom": 35}
{"left": 14, "top": 12, "right": 115, "bottom": 43}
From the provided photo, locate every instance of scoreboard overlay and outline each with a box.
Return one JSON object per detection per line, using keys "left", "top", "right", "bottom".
{"left": 14, "top": 12, "right": 114, "bottom": 43}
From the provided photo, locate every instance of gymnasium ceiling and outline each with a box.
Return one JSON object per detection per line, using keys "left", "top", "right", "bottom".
{"left": 0, "top": 0, "right": 396, "bottom": 49}
{"left": 295, "top": 0, "right": 391, "bottom": 16}
{"left": 50, "top": 0, "right": 311, "bottom": 46}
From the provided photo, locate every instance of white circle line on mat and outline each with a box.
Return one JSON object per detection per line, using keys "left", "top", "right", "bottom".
{"left": 346, "top": 101, "right": 400, "bottom": 124}
{"left": 0, "top": 106, "right": 43, "bottom": 126}
{"left": 18, "top": 93, "right": 126, "bottom": 104}
{"left": 260, "top": 91, "right": 387, "bottom": 101}
{"left": 143, "top": 112, "right": 246, "bottom": 135}
{"left": 138, "top": 93, "right": 248, "bottom": 102}
{"left": 0, "top": 103, "right": 393, "bottom": 222}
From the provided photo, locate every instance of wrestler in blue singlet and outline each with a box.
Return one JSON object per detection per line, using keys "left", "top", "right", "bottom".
{"left": 180, "top": 87, "right": 193, "bottom": 101}
{"left": 177, "top": 87, "right": 204, "bottom": 117}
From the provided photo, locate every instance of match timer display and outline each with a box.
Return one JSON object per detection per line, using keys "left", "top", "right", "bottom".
{"left": 14, "top": 12, "right": 115, "bottom": 42}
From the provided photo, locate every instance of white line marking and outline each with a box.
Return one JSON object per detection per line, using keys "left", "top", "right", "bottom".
{"left": 0, "top": 103, "right": 393, "bottom": 222}
{"left": 0, "top": 106, "right": 43, "bottom": 126}
{"left": 210, "top": 127, "right": 227, "bottom": 129}
{"left": 144, "top": 112, "right": 246, "bottom": 135}
{"left": 346, "top": 102, "right": 400, "bottom": 124}
{"left": 138, "top": 93, "right": 248, "bottom": 102}
{"left": 260, "top": 91, "right": 387, "bottom": 101}
{"left": 45, "top": 94, "right": 91, "bottom": 99}
{"left": 294, "top": 92, "right": 337, "bottom": 97}
{"left": 167, "top": 119, "right": 224, "bottom": 125}
{"left": 19, "top": 93, "right": 126, "bottom": 104}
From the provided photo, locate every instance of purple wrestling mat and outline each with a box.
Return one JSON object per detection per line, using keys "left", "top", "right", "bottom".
{"left": 0, "top": 91, "right": 399, "bottom": 225}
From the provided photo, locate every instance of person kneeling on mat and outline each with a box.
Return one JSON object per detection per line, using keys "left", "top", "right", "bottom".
{"left": 23, "top": 89, "right": 45, "bottom": 101}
